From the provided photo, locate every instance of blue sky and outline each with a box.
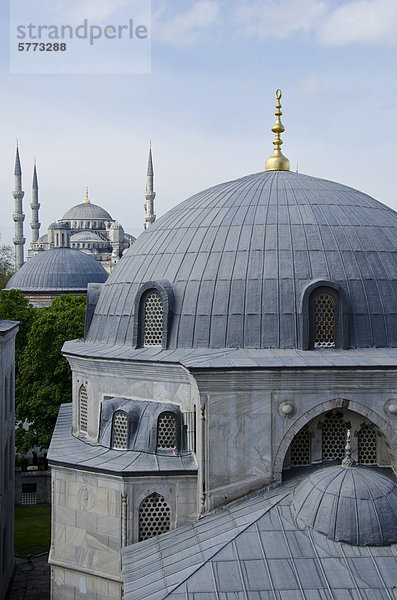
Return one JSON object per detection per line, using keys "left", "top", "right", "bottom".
{"left": 1, "top": 0, "right": 397, "bottom": 247}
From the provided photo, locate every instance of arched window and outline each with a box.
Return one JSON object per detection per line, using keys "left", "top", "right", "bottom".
{"left": 320, "top": 411, "right": 348, "bottom": 461}
{"left": 138, "top": 492, "right": 171, "bottom": 541}
{"left": 143, "top": 292, "right": 163, "bottom": 346}
{"left": 300, "top": 280, "right": 349, "bottom": 350}
{"left": 133, "top": 281, "right": 174, "bottom": 349}
{"left": 79, "top": 385, "right": 88, "bottom": 434}
{"left": 112, "top": 410, "right": 128, "bottom": 449}
{"left": 312, "top": 292, "right": 336, "bottom": 348}
{"left": 290, "top": 428, "right": 311, "bottom": 466}
{"left": 157, "top": 412, "right": 177, "bottom": 451}
{"left": 358, "top": 423, "right": 377, "bottom": 464}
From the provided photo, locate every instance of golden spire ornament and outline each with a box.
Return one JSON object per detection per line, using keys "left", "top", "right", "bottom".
{"left": 84, "top": 186, "right": 90, "bottom": 204}
{"left": 265, "top": 89, "right": 290, "bottom": 172}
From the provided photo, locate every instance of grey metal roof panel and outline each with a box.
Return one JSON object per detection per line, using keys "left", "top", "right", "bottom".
{"left": 48, "top": 404, "right": 197, "bottom": 475}
{"left": 122, "top": 469, "right": 397, "bottom": 600}
{"left": 85, "top": 170, "right": 397, "bottom": 350}
{"left": 62, "top": 340, "right": 397, "bottom": 369}
{"left": 6, "top": 247, "right": 107, "bottom": 291}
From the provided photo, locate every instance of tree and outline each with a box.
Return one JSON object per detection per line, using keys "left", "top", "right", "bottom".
{"left": 15, "top": 294, "right": 86, "bottom": 453}
{"left": 0, "top": 289, "right": 36, "bottom": 361}
{"left": 0, "top": 243, "right": 14, "bottom": 289}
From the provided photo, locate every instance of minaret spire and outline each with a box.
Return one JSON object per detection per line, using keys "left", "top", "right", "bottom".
{"left": 31, "top": 159, "right": 40, "bottom": 245}
{"left": 13, "top": 143, "right": 25, "bottom": 271}
{"left": 265, "top": 89, "right": 290, "bottom": 172}
{"left": 144, "top": 143, "right": 156, "bottom": 230}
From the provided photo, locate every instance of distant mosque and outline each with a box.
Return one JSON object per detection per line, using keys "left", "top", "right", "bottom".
{"left": 7, "top": 144, "right": 157, "bottom": 305}
{"left": 10, "top": 143, "right": 157, "bottom": 274}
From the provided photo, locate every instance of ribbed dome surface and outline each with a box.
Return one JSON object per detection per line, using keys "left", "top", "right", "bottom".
{"left": 61, "top": 202, "right": 112, "bottom": 221}
{"left": 86, "top": 170, "right": 397, "bottom": 349}
{"left": 292, "top": 465, "right": 397, "bottom": 546}
{"left": 6, "top": 248, "right": 107, "bottom": 291}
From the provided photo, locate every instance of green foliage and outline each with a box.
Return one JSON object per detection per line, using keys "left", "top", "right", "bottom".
{"left": 0, "top": 243, "right": 14, "bottom": 289}
{"left": 15, "top": 294, "right": 86, "bottom": 453}
{"left": 0, "top": 289, "right": 37, "bottom": 360}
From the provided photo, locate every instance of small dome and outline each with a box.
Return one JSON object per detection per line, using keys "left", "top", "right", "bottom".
{"left": 6, "top": 248, "right": 107, "bottom": 291}
{"left": 61, "top": 202, "right": 112, "bottom": 222}
{"left": 292, "top": 465, "right": 397, "bottom": 546}
{"left": 70, "top": 231, "right": 103, "bottom": 242}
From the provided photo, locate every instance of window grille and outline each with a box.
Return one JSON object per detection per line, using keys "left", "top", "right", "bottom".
{"left": 157, "top": 413, "right": 177, "bottom": 450}
{"left": 314, "top": 294, "right": 335, "bottom": 348}
{"left": 358, "top": 423, "right": 377, "bottom": 464}
{"left": 112, "top": 411, "right": 128, "bottom": 449}
{"left": 321, "top": 412, "right": 347, "bottom": 461}
{"left": 138, "top": 492, "right": 171, "bottom": 541}
{"left": 290, "top": 427, "right": 311, "bottom": 466}
{"left": 22, "top": 483, "right": 37, "bottom": 505}
{"left": 79, "top": 385, "right": 88, "bottom": 434}
{"left": 143, "top": 292, "right": 163, "bottom": 346}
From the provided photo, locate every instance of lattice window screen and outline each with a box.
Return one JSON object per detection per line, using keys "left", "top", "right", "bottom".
{"left": 314, "top": 294, "right": 335, "bottom": 348}
{"left": 321, "top": 412, "right": 347, "bottom": 461}
{"left": 157, "top": 413, "right": 177, "bottom": 450}
{"left": 112, "top": 411, "right": 128, "bottom": 450}
{"left": 144, "top": 292, "right": 163, "bottom": 346}
{"left": 290, "top": 428, "right": 311, "bottom": 466}
{"left": 358, "top": 423, "right": 377, "bottom": 464}
{"left": 138, "top": 492, "right": 171, "bottom": 541}
{"left": 79, "top": 385, "right": 88, "bottom": 433}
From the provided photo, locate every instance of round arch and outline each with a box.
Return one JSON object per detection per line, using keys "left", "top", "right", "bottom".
{"left": 273, "top": 398, "right": 397, "bottom": 480}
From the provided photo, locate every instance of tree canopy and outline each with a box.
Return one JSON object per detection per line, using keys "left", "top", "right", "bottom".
{"left": 0, "top": 291, "right": 86, "bottom": 453}
{"left": 0, "top": 243, "right": 14, "bottom": 289}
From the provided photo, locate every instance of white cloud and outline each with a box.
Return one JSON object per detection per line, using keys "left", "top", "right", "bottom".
{"left": 317, "top": 0, "right": 397, "bottom": 46}
{"left": 234, "top": 0, "right": 397, "bottom": 46}
{"left": 235, "top": 0, "right": 328, "bottom": 40}
{"left": 152, "top": 1, "right": 219, "bottom": 46}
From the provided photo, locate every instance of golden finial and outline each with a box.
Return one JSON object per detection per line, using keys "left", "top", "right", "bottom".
{"left": 296, "top": 162, "right": 298, "bottom": 173}
{"left": 84, "top": 186, "right": 90, "bottom": 204}
{"left": 265, "top": 89, "right": 290, "bottom": 172}
{"left": 16, "top": 138, "right": 18, "bottom": 148}
{"left": 129, "top": 237, "right": 132, "bottom": 247}
{"left": 34, "top": 157, "right": 36, "bottom": 166}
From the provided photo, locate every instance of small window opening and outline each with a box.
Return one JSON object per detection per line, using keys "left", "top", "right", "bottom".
{"left": 143, "top": 292, "right": 163, "bottom": 346}
{"left": 157, "top": 412, "right": 177, "bottom": 450}
{"left": 112, "top": 411, "right": 128, "bottom": 449}
{"left": 138, "top": 492, "right": 171, "bottom": 541}
{"left": 79, "top": 385, "right": 88, "bottom": 434}
{"left": 314, "top": 293, "right": 335, "bottom": 348}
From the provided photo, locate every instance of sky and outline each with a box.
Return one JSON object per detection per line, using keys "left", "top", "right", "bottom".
{"left": 1, "top": 0, "right": 397, "bottom": 249}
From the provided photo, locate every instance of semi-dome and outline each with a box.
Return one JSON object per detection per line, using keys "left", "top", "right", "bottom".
{"left": 292, "top": 465, "right": 397, "bottom": 546}
{"left": 70, "top": 231, "right": 103, "bottom": 242}
{"left": 6, "top": 247, "right": 107, "bottom": 291}
{"left": 86, "top": 169, "right": 397, "bottom": 349}
{"left": 61, "top": 202, "right": 112, "bottom": 222}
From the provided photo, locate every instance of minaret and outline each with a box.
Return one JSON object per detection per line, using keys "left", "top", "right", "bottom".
{"left": 31, "top": 159, "right": 40, "bottom": 245}
{"left": 144, "top": 143, "right": 156, "bottom": 229}
{"left": 12, "top": 142, "right": 25, "bottom": 271}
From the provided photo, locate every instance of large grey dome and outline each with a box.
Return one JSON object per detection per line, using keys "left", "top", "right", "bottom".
{"left": 61, "top": 202, "right": 112, "bottom": 222}
{"left": 86, "top": 170, "right": 397, "bottom": 349}
{"left": 292, "top": 465, "right": 397, "bottom": 546}
{"left": 6, "top": 248, "right": 108, "bottom": 291}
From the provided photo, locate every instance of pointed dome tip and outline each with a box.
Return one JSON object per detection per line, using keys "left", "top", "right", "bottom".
{"left": 265, "top": 89, "right": 290, "bottom": 172}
